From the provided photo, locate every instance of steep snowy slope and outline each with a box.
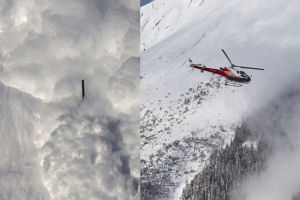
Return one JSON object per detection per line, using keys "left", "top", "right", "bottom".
{"left": 141, "top": 0, "right": 300, "bottom": 199}
{"left": 141, "top": 0, "right": 205, "bottom": 49}
{"left": 0, "top": 82, "right": 49, "bottom": 200}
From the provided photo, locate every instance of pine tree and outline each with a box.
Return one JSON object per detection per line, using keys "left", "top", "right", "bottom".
{"left": 181, "top": 123, "right": 270, "bottom": 200}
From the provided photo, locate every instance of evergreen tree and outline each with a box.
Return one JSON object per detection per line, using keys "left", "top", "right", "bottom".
{"left": 181, "top": 123, "right": 270, "bottom": 200}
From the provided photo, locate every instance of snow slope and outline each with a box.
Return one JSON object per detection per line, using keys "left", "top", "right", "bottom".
{"left": 0, "top": 82, "right": 49, "bottom": 199}
{"left": 141, "top": 0, "right": 300, "bottom": 199}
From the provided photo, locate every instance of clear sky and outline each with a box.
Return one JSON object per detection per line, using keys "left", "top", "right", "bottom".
{"left": 141, "top": 0, "right": 153, "bottom": 6}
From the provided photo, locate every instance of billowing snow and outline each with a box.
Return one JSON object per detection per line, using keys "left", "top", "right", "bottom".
{"left": 0, "top": 0, "right": 139, "bottom": 199}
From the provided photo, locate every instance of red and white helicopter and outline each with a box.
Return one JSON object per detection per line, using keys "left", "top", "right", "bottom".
{"left": 189, "top": 49, "right": 264, "bottom": 86}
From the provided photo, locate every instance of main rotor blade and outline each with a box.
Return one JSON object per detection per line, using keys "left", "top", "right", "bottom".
{"left": 234, "top": 65, "right": 264, "bottom": 70}
{"left": 221, "top": 49, "right": 233, "bottom": 66}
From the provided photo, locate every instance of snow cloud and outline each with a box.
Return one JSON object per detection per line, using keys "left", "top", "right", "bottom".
{"left": 233, "top": 78, "right": 300, "bottom": 200}
{"left": 0, "top": 0, "right": 139, "bottom": 199}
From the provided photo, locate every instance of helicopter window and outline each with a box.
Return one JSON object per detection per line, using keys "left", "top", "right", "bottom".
{"left": 240, "top": 71, "right": 247, "bottom": 77}
{"left": 237, "top": 71, "right": 240, "bottom": 73}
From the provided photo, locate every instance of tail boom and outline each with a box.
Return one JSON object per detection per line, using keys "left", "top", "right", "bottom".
{"left": 190, "top": 64, "right": 227, "bottom": 77}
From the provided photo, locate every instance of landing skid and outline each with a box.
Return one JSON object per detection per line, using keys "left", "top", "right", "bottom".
{"left": 225, "top": 80, "right": 242, "bottom": 87}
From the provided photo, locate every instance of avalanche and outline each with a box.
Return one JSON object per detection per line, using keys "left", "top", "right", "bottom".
{"left": 0, "top": 0, "right": 139, "bottom": 199}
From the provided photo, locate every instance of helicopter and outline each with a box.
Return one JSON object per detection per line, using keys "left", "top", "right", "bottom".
{"left": 189, "top": 49, "right": 264, "bottom": 87}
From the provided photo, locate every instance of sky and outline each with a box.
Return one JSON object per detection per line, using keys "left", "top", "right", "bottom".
{"left": 140, "top": 0, "right": 153, "bottom": 7}
{"left": 0, "top": 0, "right": 139, "bottom": 199}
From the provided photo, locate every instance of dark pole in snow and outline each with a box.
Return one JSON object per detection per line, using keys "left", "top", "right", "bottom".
{"left": 82, "top": 80, "right": 85, "bottom": 100}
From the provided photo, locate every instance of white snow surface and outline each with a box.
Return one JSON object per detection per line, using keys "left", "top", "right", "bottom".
{"left": 141, "top": 0, "right": 300, "bottom": 199}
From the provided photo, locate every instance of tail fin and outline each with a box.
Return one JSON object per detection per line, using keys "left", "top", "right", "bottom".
{"left": 188, "top": 58, "right": 193, "bottom": 64}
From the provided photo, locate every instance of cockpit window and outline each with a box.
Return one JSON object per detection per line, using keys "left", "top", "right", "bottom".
{"left": 240, "top": 71, "right": 247, "bottom": 77}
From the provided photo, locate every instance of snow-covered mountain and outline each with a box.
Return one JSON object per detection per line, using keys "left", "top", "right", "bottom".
{"left": 140, "top": 0, "right": 300, "bottom": 199}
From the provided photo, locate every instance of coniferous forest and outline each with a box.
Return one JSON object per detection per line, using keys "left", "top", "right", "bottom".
{"left": 181, "top": 123, "right": 270, "bottom": 200}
